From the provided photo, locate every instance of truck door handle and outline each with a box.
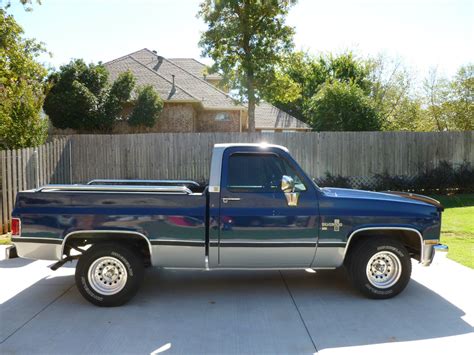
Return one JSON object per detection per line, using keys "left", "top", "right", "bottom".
{"left": 222, "top": 197, "right": 241, "bottom": 203}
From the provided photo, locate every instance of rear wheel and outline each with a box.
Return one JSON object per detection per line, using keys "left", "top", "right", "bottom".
{"left": 75, "top": 243, "right": 144, "bottom": 306}
{"left": 346, "top": 238, "right": 412, "bottom": 299}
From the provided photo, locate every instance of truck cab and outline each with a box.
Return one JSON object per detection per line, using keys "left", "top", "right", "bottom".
{"left": 208, "top": 143, "right": 319, "bottom": 268}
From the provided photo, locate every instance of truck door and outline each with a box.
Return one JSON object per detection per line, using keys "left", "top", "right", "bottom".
{"left": 218, "top": 147, "right": 319, "bottom": 267}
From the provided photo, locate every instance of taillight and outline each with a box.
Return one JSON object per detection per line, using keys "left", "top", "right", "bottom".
{"left": 11, "top": 218, "right": 21, "bottom": 236}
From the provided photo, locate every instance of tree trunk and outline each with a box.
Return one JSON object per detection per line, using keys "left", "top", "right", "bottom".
{"left": 248, "top": 76, "right": 256, "bottom": 132}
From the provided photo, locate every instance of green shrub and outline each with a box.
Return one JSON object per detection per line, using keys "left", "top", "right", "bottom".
{"left": 128, "top": 85, "right": 163, "bottom": 127}
{"left": 44, "top": 61, "right": 135, "bottom": 132}
{"left": 315, "top": 172, "right": 352, "bottom": 188}
{"left": 305, "top": 80, "right": 381, "bottom": 131}
{"left": 316, "top": 161, "right": 474, "bottom": 193}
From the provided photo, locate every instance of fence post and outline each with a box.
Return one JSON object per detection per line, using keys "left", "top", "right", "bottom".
{"left": 69, "top": 139, "right": 73, "bottom": 183}
{"left": 1, "top": 151, "right": 7, "bottom": 233}
{"left": 33, "top": 148, "right": 39, "bottom": 188}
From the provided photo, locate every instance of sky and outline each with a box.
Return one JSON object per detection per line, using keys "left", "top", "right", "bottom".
{"left": 5, "top": 0, "right": 474, "bottom": 79}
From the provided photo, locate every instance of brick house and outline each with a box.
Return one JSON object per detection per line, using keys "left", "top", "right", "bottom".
{"left": 104, "top": 48, "right": 310, "bottom": 133}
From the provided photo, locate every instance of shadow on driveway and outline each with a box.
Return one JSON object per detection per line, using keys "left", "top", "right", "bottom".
{"left": 0, "top": 262, "right": 472, "bottom": 354}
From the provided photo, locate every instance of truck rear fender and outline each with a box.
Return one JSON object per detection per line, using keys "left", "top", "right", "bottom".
{"left": 62, "top": 230, "right": 152, "bottom": 265}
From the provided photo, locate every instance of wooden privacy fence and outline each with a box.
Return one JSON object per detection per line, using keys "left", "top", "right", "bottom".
{"left": 0, "top": 138, "right": 72, "bottom": 233}
{"left": 69, "top": 131, "right": 474, "bottom": 183}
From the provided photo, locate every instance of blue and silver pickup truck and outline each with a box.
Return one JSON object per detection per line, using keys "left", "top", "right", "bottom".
{"left": 11, "top": 143, "right": 444, "bottom": 306}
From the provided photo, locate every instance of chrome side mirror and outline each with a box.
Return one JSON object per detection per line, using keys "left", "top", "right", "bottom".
{"left": 281, "top": 175, "right": 295, "bottom": 193}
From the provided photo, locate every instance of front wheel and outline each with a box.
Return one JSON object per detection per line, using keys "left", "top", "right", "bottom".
{"left": 346, "top": 238, "right": 412, "bottom": 299}
{"left": 75, "top": 243, "right": 144, "bottom": 306}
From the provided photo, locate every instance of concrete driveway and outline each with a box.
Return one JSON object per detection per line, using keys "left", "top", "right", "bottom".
{"left": 0, "top": 253, "right": 473, "bottom": 355}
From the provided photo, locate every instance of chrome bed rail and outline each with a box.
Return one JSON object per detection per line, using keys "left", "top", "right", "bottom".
{"left": 87, "top": 179, "right": 200, "bottom": 187}
{"left": 36, "top": 184, "right": 193, "bottom": 194}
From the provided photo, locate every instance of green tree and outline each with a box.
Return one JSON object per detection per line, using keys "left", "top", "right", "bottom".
{"left": 368, "top": 56, "right": 432, "bottom": 131}
{"left": 423, "top": 69, "right": 451, "bottom": 131}
{"left": 0, "top": 8, "right": 48, "bottom": 149}
{"left": 305, "top": 81, "right": 381, "bottom": 131}
{"left": 198, "top": 0, "right": 297, "bottom": 131}
{"left": 44, "top": 60, "right": 135, "bottom": 132}
{"left": 449, "top": 64, "right": 473, "bottom": 130}
{"left": 128, "top": 85, "right": 163, "bottom": 127}
{"left": 265, "top": 51, "right": 373, "bottom": 124}
{"left": 422, "top": 66, "right": 474, "bottom": 131}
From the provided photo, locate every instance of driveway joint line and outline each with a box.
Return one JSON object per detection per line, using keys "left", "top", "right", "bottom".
{"left": 0, "top": 283, "right": 75, "bottom": 345}
{"left": 279, "top": 270, "right": 319, "bottom": 353}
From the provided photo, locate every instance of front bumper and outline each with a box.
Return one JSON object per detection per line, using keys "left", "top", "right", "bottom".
{"left": 421, "top": 243, "right": 435, "bottom": 266}
{"left": 421, "top": 241, "right": 448, "bottom": 266}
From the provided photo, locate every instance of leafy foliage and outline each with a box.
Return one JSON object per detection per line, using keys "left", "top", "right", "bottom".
{"left": 44, "top": 60, "right": 135, "bottom": 132}
{"left": 422, "top": 65, "right": 473, "bottom": 131}
{"left": 305, "top": 80, "right": 381, "bottom": 131}
{"left": 198, "top": 0, "right": 297, "bottom": 131}
{"left": 315, "top": 173, "right": 352, "bottom": 189}
{"left": 368, "top": 55, "right": 431, "bottom": 131}
{"left": 265, "top": 51, "right": 375, "bottom": 127}
{"left": 265, "top": 50, "right": 472, "bottom": 132}
{"left": 128, "top": 85, "right": 164, "bottom": 127}
{"left": 0, "top": 8, "right": 48, "bottom": 149}
{"left": 99, "top": 71, "right": 136, "bottom": 130}
{"left": 446, "top": 65, "right": 473, "bottom": 130}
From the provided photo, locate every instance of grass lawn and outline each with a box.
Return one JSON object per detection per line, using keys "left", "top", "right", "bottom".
{"left": 433, "top": 194, "right": 474, "bottom": 269}
{"left": 0, "top": 233, "right": 11, "bottom": 245}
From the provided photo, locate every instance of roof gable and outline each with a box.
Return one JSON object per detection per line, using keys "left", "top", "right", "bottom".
{"left": 130, "top": 49, "right": 240, "bottom": 109}
{"left": 168, "top": 58, "right": 221, "bottom": 80}
{"left": 104, "top": 56, "right": 197, "bottom": 101}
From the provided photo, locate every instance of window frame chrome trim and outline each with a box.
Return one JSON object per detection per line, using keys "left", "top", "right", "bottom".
{"left": 208, "top": 143, "right": 290, "bottom": 193}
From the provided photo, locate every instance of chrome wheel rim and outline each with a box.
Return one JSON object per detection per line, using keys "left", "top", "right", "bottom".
{"left": 88, "top": 256, "right": 127, "bottom": 295}
{"left": 366, "top": 251, "right": 402, "bottom": 289}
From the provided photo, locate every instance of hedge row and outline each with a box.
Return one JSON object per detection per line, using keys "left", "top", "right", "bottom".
{"left": 315, "top": 161, "right": 474, "bottom": 194}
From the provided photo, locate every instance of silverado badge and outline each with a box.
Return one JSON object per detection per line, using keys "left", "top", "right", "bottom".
{"left": 321, "top": 219, "right": 343, "bottom": 231}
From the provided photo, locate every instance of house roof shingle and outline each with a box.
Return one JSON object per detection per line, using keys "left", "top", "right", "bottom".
{"left": 255, "top": 102, "right": 310, "bottom": 130}
{"left": 167, "top": 58, "right": 222, "bottom": 81}
{"left": 105, "top": 56, "right": 197, "bottom": 101}
{"left": 129, "top": 49, "right": 242, "bottom": 109}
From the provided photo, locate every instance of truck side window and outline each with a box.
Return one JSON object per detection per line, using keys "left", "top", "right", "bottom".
{"left": 227, "top": 153, "right": 306, "bottom": 192}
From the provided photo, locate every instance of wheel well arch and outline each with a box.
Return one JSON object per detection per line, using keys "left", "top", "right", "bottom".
{"left": 61, "top": 230, "right": 152, "bottom": 265}
{"left": 343, "top": 227, "right": 423, "bottom": 263}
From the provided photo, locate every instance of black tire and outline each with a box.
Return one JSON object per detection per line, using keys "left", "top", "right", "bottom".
{"left": 75, "top": 243, "right": 144, "bottom": 307}
{"left": 346, "top": 238, "right": 412, "bottom": 299}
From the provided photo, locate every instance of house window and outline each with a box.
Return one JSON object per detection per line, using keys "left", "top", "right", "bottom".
{"left": 215, "top": 112, "right": 231, "bottom": 121}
